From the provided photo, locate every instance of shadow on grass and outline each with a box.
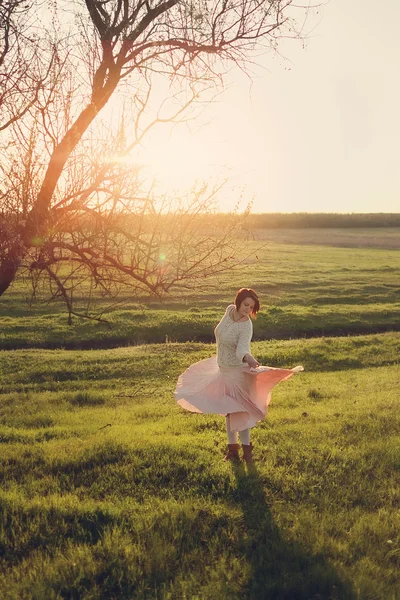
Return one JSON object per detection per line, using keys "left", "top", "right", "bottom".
{"left": 231, "top": 461, "right": 356, "bottom": 600}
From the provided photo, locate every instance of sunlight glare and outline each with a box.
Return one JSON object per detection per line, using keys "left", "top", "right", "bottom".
{"left": 139, "top": 131, "right": 218, "bottom": 192}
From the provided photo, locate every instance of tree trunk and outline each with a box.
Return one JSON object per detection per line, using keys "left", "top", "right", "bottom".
{"left": 0, "top": 248, "right": 23, "bottom": 296}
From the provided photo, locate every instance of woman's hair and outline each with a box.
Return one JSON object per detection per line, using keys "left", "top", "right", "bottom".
{"left": 234, "top": 288, "right": 260, "bottom": 318}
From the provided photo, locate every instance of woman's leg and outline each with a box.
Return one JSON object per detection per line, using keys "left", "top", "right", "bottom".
{"left": 238, "top": 428, "right": 250, "bottom": 446}
{"left": 226, "top": 415, "right": 239, "bottom": 444}
{"left": 239, "top": 428, "right": 253, "bottom": 462}
{"left": 224, "top": 415, "right": 240, "bottom": 461}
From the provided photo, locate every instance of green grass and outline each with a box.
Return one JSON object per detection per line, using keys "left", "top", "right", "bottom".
{"left": 1, "top": 229, "right": 400, "bottom": 598}
{"left": 2, "top": 231, "right": 400, "bottom": 349}
{"left": 0, "top": 341, "right": 399, "bottom": 599}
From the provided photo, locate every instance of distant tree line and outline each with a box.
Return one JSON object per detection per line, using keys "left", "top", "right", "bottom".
{"left": 240, "top": 213, "right": 400, "bottom": 229}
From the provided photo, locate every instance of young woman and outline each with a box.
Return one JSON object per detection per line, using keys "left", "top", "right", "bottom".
{"left": 174, "top": 288, "right": 303, "bottom": 462}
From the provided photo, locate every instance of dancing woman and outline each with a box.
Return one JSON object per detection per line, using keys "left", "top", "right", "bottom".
{"left": 174, "top": 288, "right": 303, "bottom": 462}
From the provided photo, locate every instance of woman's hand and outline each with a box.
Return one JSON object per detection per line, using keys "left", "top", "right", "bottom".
{"left": 244, "top": 354, "right": 259, "bottom": 368}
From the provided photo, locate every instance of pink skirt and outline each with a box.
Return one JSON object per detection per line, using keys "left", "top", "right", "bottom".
{"left": 174, "top": 356, "right": 303, "bottom": 432}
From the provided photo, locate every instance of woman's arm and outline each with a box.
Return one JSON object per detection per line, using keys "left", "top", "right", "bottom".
{"left": 235, "top": 321, "right": 259, "bottom": 367}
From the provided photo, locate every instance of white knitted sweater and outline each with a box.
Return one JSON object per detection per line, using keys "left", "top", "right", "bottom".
{"left": 214, "top": 304, "right": 253, "bottom": 368}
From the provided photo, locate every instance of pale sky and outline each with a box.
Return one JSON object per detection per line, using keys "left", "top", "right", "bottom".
{"left": 141, "top": 0, "right": 400, "bottom": 213}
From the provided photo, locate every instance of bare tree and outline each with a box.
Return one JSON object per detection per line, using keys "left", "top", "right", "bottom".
{"left": 0, "top": 1, "right": 53, "bottom": 131}
{"left": 0, "top": 0, "right": 311, "bottom": 319}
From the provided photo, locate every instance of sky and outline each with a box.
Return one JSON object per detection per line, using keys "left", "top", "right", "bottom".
{"left": 141, "top": 0, "right": 400, "bottom": 214}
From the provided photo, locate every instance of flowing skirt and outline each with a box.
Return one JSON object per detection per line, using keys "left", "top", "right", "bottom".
{"left": 174, "top": 356, "right": 303, "bottom": 432}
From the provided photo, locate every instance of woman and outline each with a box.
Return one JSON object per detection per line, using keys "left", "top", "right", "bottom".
{"left": 174, "top": 288, "right": 303, "bottom": 462}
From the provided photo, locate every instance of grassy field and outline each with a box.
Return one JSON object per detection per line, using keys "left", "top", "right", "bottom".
{"left": 251, "top": 227, "right": 400, "bottom": 249}
{"left": 2, "top": 229, "right": 400, "bottom": 349}
{"left": 1, "top": 227, "right": 400, "bottom": 598}
{"left": 0, "top": 341, "right": 399, "bottom": 599}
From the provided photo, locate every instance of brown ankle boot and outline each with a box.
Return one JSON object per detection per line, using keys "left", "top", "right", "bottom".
{"left": 224, "top": 444, "right": 240, "bottom": 461}
{"left": 242, "top": 443, "right": 254, "bottom": 463}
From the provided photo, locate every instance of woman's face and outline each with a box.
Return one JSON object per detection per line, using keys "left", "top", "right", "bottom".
{"left": 238, "top": 297, "right": 256, "bottom": 317}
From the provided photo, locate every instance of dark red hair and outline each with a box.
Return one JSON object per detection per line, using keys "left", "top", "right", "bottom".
{"left": 234, "top": 288, "right": 260, "bottom": 318}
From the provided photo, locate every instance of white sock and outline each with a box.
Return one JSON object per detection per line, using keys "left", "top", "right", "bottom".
{"left": 239, "top": 428, "right": 250, "bottom": 446}
{"left": 226, "top": 415, "right": 238, "bottom": 444}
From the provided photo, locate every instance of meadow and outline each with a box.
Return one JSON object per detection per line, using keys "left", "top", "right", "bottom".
{"left": 0, "top": 228, "right": 399, "bottom": 599}
{"left": 2, "top": 228, "right": 400, "bottom": 349}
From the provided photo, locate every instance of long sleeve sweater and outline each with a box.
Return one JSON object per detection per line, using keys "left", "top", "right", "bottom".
{"left": 214, "top": 304, "right": 253, "bottom": 368}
